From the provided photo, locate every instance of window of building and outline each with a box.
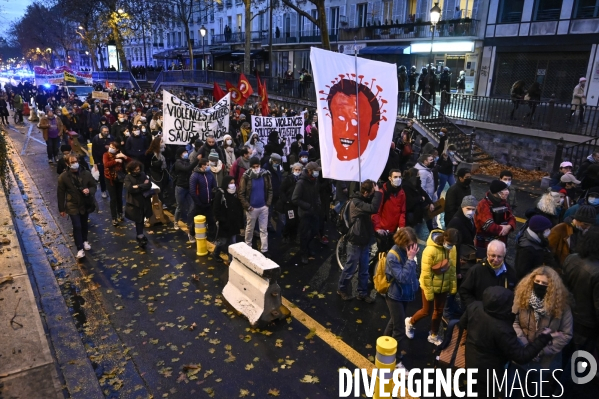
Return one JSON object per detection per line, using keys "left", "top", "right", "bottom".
{"left": 357, "top": 3, "right": 368, "bottom": 27}
{"left": 382, "top": 0, "right": 393, "bottom": 24}
{"left": 574, "top": 0, "right": 599, "bottom": 18}
{"left": 497, "top": 0, "right": 525, "bottom": 23}
{"left": 311, "top": 9, "right": 319, "bottom": 35}
{"left": 533, "top": 0, "right": 563, "bottom": 21}
{"left": 237, "top": 13, "right": 242, "bottom": 31}
{"left": 330, "top": 7, "right": 339, "bottom": 32}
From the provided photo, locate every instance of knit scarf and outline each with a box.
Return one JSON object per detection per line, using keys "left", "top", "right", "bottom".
{"left": 528, "top": 292, "right": 546, "bottom": 322}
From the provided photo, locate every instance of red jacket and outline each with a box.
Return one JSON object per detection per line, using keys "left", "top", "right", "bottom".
{"left": 103, "top": 151, "right": 130, "bottom": 182}
{"left": 474, "top": 192, "right": 517, "bottom": 248}
{"left": 371, "top": 182, "right": 406, "bottom": 231}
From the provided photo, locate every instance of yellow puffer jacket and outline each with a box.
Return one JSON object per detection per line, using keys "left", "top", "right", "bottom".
{"left": 419, "top": 229, "right": 457, "bottom": 301}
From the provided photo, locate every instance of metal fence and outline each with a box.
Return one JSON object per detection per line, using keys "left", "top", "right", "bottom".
{"left": 338, "top": 19, "right": 479, "bottom": 41}
{"left": 91, "top": 71, "right": 141, "bottom": 90}
{"left": 557, "top": 136, "right": 599, "bottom": 174}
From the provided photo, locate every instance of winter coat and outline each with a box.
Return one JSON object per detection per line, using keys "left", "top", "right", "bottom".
{"left": 238, "top": 168, "right": 273, "bottom": 210}
{"left": 414, "top": 162, "right": 436, "bottom": 202}
{"left": 420, "top": 230, "right": 458, "bottom": 301}
{"left": 344, "top": 191, "right": 382, "bottom": 246}
{"left": 103, "top": 151, "right": 131, "bottom": 184}
{"left": 563, "top": 254, "right": 599, "bottom": 339}
{"left": 459, "top": 259, "right": 517, "bottom": 308}
{"left": 447, "top": 211, "right": 476, "bottom": 274}
{"left": 513, "top": 302, "right": 573, "bottom": 369}
{"left": 474, "top": 192, "right": 517, "bottom": 248}
{"left": 223, "top": 146, "right": 236, "bottom": 171}
{"left": 459, "top": 287, "right": 552, "bottom": 397}
{"left": 402, "top": 176, "right": 431, "bottom": 227}
{"left": 263, "top": 162, "right": 283, "bottom": 201}
{"left": 123, "top": 172, "right": 152, "bottom": 223}
{"left": 91, "top": 133, "right": 114, "bottom": 164}
{"left": 148, "top": 153, "right": 167, "bottom": 184}
{"left": 576, "top": 155, "right": 596, "bottom": 181}
{"left": 547, "top": 222, "right": 580, "bottom": 267}
{"left": 514, "top": 229, "right": 559, "bottom": 281}
{"left": 111, "top": 121, "right": 129, "bottom": 144}
{"left": 291, "top": 169, "right": 320, "bottom": 218}
{"left": 276, "top": 174, "right": 299, "bottom": 213}
{"left": 213, "top": 188, "right": 244, "bottom": 238}
{"left": 436, "top": 155, "right": 454, "bottom": 176}
{"left": 385, "top": 245, "right": 419, "bottom": 302}
{"left": 57, "top": 169, "right": 98, "bottom": 215}
{"left": 524, "top": 206, "right": 560, "bottom": 227}
{"left": 173, "top": 158, "right": 199, "bottom": 189}
{"left": 371, "top": 182, "right": 406, "bottom": 232}
{"left": 443, "top": 180, "right": 471, "bottom": 225}
{"left": 571, "top": 83, "right": 587, "bottom": 106}
{"left": 199, "top": 143, "right": 225, "bottom": 164}
{"left": 229, "top": 156, "right": 250, "bottom": 186}
{"left": 563, "top": 202, "right": 599, "bottom": 225}
{"left": 245, "top": 135, "right": 264, "bottom": 158}
{"left": 125, "top": 135, "right": 148, "bottom": 161}
{"left": 189, "top": 167, "right": 217, "bottom": 207}
{"left": 38, "top": 115, "right": 64, "bottom": 141}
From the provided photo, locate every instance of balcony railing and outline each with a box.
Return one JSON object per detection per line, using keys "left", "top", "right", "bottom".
{"left": 211, "top": 30, "right": 269, "bottom": 45}
{"left": 338, "top": 19, "right": 479, "bottom": 41}
{"left": 261, "top": 30, "right": 338, "bottom": 45}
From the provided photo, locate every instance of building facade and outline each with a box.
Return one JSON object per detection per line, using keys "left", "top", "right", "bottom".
{"left": 480, "top": 0, "right": 599, "bottom": 104}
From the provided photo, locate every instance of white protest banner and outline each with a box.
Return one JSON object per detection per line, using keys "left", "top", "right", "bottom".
{"left": 163, "top": 90, "right": 230, "bottom": 145}
{"left": 250, "top": 115, "right": 304, "bottom": 156}
{"left": 310, "top": 47, "right": 398, "bottom": 182}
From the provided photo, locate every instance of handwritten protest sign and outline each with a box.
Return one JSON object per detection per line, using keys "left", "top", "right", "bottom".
{"left": 251, "top": 115, "right": 304, "bottom": 155}
{"left": 163, "top": 90, "right": 230, "bottom": 145}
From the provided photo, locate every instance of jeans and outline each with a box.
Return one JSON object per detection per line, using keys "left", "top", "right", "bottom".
{"left": 299, "top": 213, "right": 319, "bottom": 254}
{"left": 214, "top": 235, "right": 237, "bottom": 260}
{"left": 105, "top": 179, "right": 124, "bottom": 219}
{"left": 244, "top": 206, "right": 269, "bottom": 252}
{"left": 190, "top": 204, "right": 216, "bottom": 239}
{"left": 338, "top": 242, "right": 370, "bottom": 297}
{"left": 96, "top": 163, "right": 106, "bottom": 192}
{"left": 385, "top": 297, "right": 409, "bottom": 362}
{"left": 174, "top": 186, "right": 193, "bottom": 224}
{"left": 410, "top": 290, "right": 448, "bottom": 335}
{"left": 46, "top": 137, "right": 60, "bottom": 160}
{"left": 436, "top": 172, "right": 456, "bottom": 199}
{"left": 70, "top": 213, "right": 89, "bottom": 251}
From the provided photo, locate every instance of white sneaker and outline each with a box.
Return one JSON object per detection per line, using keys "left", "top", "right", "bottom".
{"left": 427, "top": 333, "right": 443, "bottom": 346}
{"left": 405, "top": 317, "right": 415, "bottom": 339}
{"left": 188, "top": 234, "right": 195, "bottom": 243}
{"left": 173, "top": 222, "right": 180, "bottom": 230}
{"left": 76, "top": 249, "right": 85, "bottom": 259}
{"left": 101, "top": 191, "right": 108, "bottom": 199}
{"left": 83, "top": 241, "right": 91, "bottom": 251}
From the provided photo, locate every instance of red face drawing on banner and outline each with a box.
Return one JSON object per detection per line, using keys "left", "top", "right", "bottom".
{"left": 320, "top": 75, "right": 387, "bottom": 161}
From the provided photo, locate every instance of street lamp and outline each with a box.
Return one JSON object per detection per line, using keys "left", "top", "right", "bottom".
{"left": 429, "top": 2, "right": 441, "bottom": 66}
{"left": 200, "top": 25, "right": 207, "bottom": 72}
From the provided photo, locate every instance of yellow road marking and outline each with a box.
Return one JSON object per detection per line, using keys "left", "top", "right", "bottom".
{"left": 516, "top": 216, "right": 526, "bottom": 224}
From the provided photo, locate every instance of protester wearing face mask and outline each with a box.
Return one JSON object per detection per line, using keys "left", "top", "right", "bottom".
{"left": 277, "top": 163, "right": 302, "bottom": 243}
{"left": 239, "top": 157, "right": 273, "bottom": 257}
{"left": 57, "top": 155, "right": 97, "bottom": 259}
{"left": 172, "top": 146, "right": 199, "bottom": 231}
{"left": 405, "top": 228, "right": 458, "bottom": 346}
{"left": 289, "top": 134, "right": 307, "bottom": 164}
{"left": 111, "top": 113, "right": 130, "bottom": 146}
{"left": 263, "top": 153, "right": 284, "bottom": 236}
{"left": 103, "top": 142, "right": 131, "bottom": 225}
{"left": 124, "top": 125, "right": 149, "bottom": 162}
{"left": 298, "top": 150, "right": 309, "bottom": 167}
{"left": 563, "top": 186, "right": 599, "bottom": 225}
{"left": 91, "top": 125, "right": 114, "bottom": 199}
{"left": 444, "top": 168, "right": 472, "bottom": 226}
{"left": 459, "top": 240, "right": 517, "bottom": 308}
{"left": 515, "top": 215, "right": 559, "bottom": 281}
{"left": 499, "top": 170, "right": 518, "bottom": 210}
{"left": 291, "top": 162, "right": 322, "bottom": 264}
{"left": 436, "top": 150, "right": 458, "bottom": 200}
{"left": 447, "top": 195, "right": 478, "bottom": 278}
{"left": 371, "top": 169, "right": 406, "bottom": 253}
{"left": 208, "top": 149, "right": 225, "bottom": 186}
{"left": 123, "top": 161, "right": 152, "bottom": 248}
{"left": 524, "top": 189, "right": 563, "bottom": 227}
{"left": 548, "top": 204, "right": 596, "bottom": 266}
{"left": 103, "top": 108, "right": 116, "bottom": 125}
{"left": 212, "top": 176, "right": 244, "bottom": 265}
{"left": 222, "top": 134, "right": 236, "bottom": 172}
{"left": 145, "top": 137, "right": 168, "bottom": 206}
{"left": 189, "top": 159, "right": 218, "bottom": 242}
{"left": 513, "top": 266, "right": 572, "bottom": 391}
{"left": 474, "top": 180, "right": 517, "bottom": 256}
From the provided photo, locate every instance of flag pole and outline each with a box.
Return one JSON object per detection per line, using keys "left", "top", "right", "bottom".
{"left": 354, "top": 36, "right": 362, "bottom": 184}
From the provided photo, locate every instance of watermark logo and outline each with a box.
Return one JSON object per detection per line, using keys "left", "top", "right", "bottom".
{"left": 571, "top": 350, "right": 597, "bottom": 385}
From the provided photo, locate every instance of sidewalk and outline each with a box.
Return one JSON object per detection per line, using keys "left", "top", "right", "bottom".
{"left": 471, "top": 173, "right": 545, "bottom": 196}
{"left": 0, "top": 173, "right": 63, "bottom": 398}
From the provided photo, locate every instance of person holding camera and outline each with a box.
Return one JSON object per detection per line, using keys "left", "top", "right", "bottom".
{"left": 474, "top": 180, "right": 516, "bottom": 256}
{"left": 57, "top": 154, "right": 97, "bottom": 259}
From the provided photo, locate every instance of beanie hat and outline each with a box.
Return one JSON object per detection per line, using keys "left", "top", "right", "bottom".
{"left": 299, "top": 150, "right": 309, "bottom": 158}
{"left": 587, "top": 187, "right": 599, "bottom": 196}
{"left": 528, "top": 215, "right": 553, "bottom": 233}
{"left": 489, "top": 179, "right": 508, "bottom": 194}
{"left": 296, "top": 134, "right": 303, "bottom": 141}
{"left": 249, "top": 156, "right": 260, "bottom": 166}
{"left": 60, "top": 144, "right": 72, "bottom": 152}
{"left": 176, "top": 147, "right": 187, "bottom": 158}
{"left": 574, "top": 205, "right": 597, "bottom": 224}
{"left": 270, "top": 153, "right": 282, "bottom": 162}
{"left": 461, "top": 195, "right": 478, "bottom": 208}
{"left": 208, "top": 149, "right": 219, "bottom": 161}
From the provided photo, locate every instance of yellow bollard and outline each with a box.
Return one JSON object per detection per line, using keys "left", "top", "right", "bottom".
{"left": 87, "top": 143, "right": 94, "bottom": 165}
{"left": 373, "top": 336, "right": 397, "bottom": 399}
{"left": 194, "top": 215, "right": 208, "bottom": 256}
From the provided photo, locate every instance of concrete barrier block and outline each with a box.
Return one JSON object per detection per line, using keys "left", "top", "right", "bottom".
{"left": 222, "top": 243, "right": 287, "bottom": 326}
{"left": 540, "top": 176, "right": 552, "bottom": 190}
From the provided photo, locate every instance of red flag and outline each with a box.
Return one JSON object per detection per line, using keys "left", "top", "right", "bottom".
{"left": 257, "top": 74, "right": 269, "bottom": 116}
{"left": 226, "top": 80, "right": 246, "bottom": 106}
{"left": 237, "top": 73, "right": 254, "bottom": 98}
{"left": 213, "top": 82, "right": 226, "bottom": 102}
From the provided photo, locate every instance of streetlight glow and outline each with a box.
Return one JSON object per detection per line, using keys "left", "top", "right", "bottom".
{"left": 200, "top": 25, "right": 207, "bottom": 37}
{"left": 430, "top": 2, "right": 441, "bottom": 26}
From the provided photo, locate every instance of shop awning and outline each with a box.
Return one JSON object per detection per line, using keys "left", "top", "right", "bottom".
{"left": 211, "top": 50, "right": 233, "bottom": 58}
{"left": 359, "top": 46, "right": 410, "bottom": 55}
{"left": 231, "top": 49, "right": 266, "bottom": 58}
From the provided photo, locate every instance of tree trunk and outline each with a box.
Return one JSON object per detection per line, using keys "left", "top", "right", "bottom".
{"left": 244, "top": 0, "right": 251, "bottom": 74}
{"left": 317, "top": 1, "right": 330, "bottom": 50}
{"left": 186, "top": 25, "right": 194, "bottom": 70}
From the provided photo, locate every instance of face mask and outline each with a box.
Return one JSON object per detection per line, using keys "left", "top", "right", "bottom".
{"left": 133, "top": 130, "right": 140, "bottom": 136}
{"left": 252, "top": 167, "right": 261, "bottom": 174}
{"left": 312, "top": 171, "right": 320, "bottom": 178}
{"left": 533, "top": 283, "right": 548, "bottom": 300}
{"left": 463, "top": 178, "right": 472, "bottom": 186}
{"left": 205, "top": 165, "right": 211, "bottom": 172}
{"left": 226, "top": 139, "right": 232, "bottom": 145}
{"left": 160, "top": 145, "right": 165, "bottom": 152}
{"left": 299, "top": 139, "right": 304, "bottom": 143}
{"left": 227, "top": 184, "right": 236, "bottom": 194}
{"left": 141, "top": 128, "right": 146, "bottom": 132}
{"left": 293, "top": 171, "right": 301, "bottom": 177}
{"left": 70, "top": 163, "right": 79, "bottom": 170}
{"left": 300, "top": 157, "right": 308, "bottom": 163}
{"left": 463, "top": 209, "right": 474, "bottom": 218}
{"left": 108, "top": 148, "right": 117, "bottom": 154}
{"left": 105, "top": 112, "right": 110, "bottom": 115}
{"left": 588, "top": 197, "right": 599, "bottom": 206}
{"left": 391, "top": 178, "right": 402, "bottom": 187}
{"left": 543, "top": 229, "right": 551, "bottom": 238}
{"left": 502, "top": 180, "right": 511, "bottom": 187}
{"left": 210, "top": 161, "right": 217, "bottom": 166}
{"left": 449, "top": 151, "right": 455, "bottom": 156}
{"left": 575, "top": 224, "right": 588, "bottom": 233}
{"left": 141, "top": 117, "right": 146, "bottom": 121}
{"left": 182, "top": 153, "right": 189, "bottom": 159}
{"left": 443, "top": 243, "right": 454, "bottom": 251}
{"left": 124, "top": 131, "right": 130, "bottom": 137}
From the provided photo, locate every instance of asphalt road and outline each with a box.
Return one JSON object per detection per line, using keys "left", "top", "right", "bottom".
{"left": 4, "top": 118, "right": 559, "bottom": 399}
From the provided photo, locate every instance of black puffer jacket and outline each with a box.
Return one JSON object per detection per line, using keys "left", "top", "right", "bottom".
{"left": 563, "top": 254, "right": 599, "bottom": 339}
{"left": 173, "top": 157, "right": 199, "bottom": 189}
{"left": 459, "top": 286, "right": 552, "bottom": 398}
{"left": 444, "top": 180, "right": 471, "bottom": 225}
{"left": 345, "top": 191, "right": 382, "bottom": 246}
{"left": 514, "top": 230, "right": 558, "bottom": 281}
{"left": 292, "top": 169, "right": 320, "bottom": 218}
{"left": 402, "top": 176, "right": 432, "bottom": 227}
{"left": 459, "top": 260, "right": 517, "bottom": 308}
